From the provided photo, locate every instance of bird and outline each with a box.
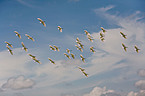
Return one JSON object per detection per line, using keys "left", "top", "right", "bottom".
{"left": 58, "top": 26, "right": 63, "bottom": 32}
{"left": 77, "top": 42, "right": 84, "bottom": 49}
{"left": 82, "top": 71, "right": 88, "bottom": 77}
{"left": 100, "top": 32, "right": 105, "bottom": 38}
{"left": 37, "top": 18, "right": 46, "bottom": 27}
{"left": 78, "top": 67, "right": 88, "bottom": 77}
{"left": 120, "top": 32, "right": 127, "bottom": 39}
{"left": 14, "top": 31, "right": 21, "bottom": 39}
{"left": 25, "top": 34, "right": 35, "bottom": 41}
{"left": 78, "top": 66, "right": 85, "bottom": 71}
{"left": 90, "top": 47, "right": 95, "bottom": 53}
{"left": 48, "top": 58, "right": 55, "bottom": 64}
{"left": 21, "top": 42, "right": 28, "bottom": 52}
{"left": 84, "top": 30, "right": 90, "bottom": 36}
{"left": 6, "top": 46, "right": 13, "bottom": 55}
{"left": 49, "top": 45, "right": 56, "bottom": 51}
{"left": 80, "top": 54, "right": 85, "bottom": 62}
{"left": 53, "top": 45, "right": 60, "bottom": 51}
{"left": 64, "top": 53, "right": 71, "bottom": 59}
{"left": 134, "top": 45, "right": 140, "bottom": 53}
{"left": 76, "top": 37, "right": 81, "bottom": 43}
{"left": 122, "top": 43, "right": 128, "bottom": 52}
{"left": 87, "top": 36, "right": 94, "bottom": 42}
{"left": 5, "top": 41, "right": 13, "bottom": 48}
{"left": 100, "top": 38, "right": 105, "bottom": 42}
{"left": 101, "top": 27, "right": 106, "bottom": 33}
{"left": 71, "top": 53, "right": 75, "bottom": 59}
{"left": 66, "top": 49, "right": 72, "bottom": 54}
{"left": 32, "top": 58, "right": 41, "bottom": 64}
{"left": 75, "top": 45, "right": 83, "bottom": 52}
{"left": 28, "top": 54, "right": 36, "bottom": 59}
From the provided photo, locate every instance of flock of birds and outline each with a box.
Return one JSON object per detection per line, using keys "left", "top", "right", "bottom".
{"left": 4, "top": 18, "right": 140, "bottom": 77}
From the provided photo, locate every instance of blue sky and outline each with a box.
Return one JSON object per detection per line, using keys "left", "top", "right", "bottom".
{"left": 0, "top": 0, "right": 145, "bottom": 96}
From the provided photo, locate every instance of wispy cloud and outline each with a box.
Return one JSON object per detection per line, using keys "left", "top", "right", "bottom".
{"left": 16, "top": 0, "right": 34, "bottom": 8}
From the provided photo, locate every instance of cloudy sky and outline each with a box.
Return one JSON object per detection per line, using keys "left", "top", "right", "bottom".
{"left": 0, "top": 0, "right": 145, "bottom": 96}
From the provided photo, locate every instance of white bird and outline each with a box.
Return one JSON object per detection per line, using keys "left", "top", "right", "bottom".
{"left": 37, "top": 18, "right": 46, "bottom": 27}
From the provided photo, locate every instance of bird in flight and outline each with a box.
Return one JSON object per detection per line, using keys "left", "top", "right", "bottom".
{"left": 101, "top": 27, "right": 106, "bottom": 33}
{"left": 25, "top": 34, "right": 35, "bottom": 41}
{"left": 64, "top": 53, "right": 71, "bottom": 59}
{"left": 32, "top": 58, "right": 41, "bottom": 64}
{"left": 49, "top": 45, "right": 56, "bottom": 51}
{"left": 100, "top": 32, "right": 104, "bottom": 38}
{"left": 48, "top": 58, "right": 55, "bottom": 64}
{"left": 80, "top": 54, "right": 85, "bottom": 62}
{"left": 53, "top": 45, "right": 60, "bottom": 52}
{"left": 66, "top": 49, "right": 72, "bottom": 54}
{"left": 120, "top": 32, "right": 127, "bottom": 39}
{"left": 76, "top": 37, "right": 81, "bottom": 43}
{"left": 28, "top": 54, "right": 36, "bottom": 59}
{"left": 122, "top": 43, "right": 128, "bottom": 52}
{"left": 37, "top": 18, "right": 46, "bottom": 27}
{"left": 134, "top": 45, "right": 140, "bottom": 53}
{"left": 84, "top": 30, "right": 90, "bottom": 36}
{"left": 78, "top": 67, "right": 88, "bottom": 77}
{"left": 5, "top": 41, "right": 13, "bottom": 48}
{"left": 71, "top": 53, "right": 75, "bottom": 59}
{"left": 87, "top": 36, "right": 94, "bottom": 42}
{"left": 77, "top": 42, "right": 84, "bottom": 49}
{"left": 6, "top": 46, "right": 13, "bottom": 55}
{"left": 75, "top": 45, "right": 83, "bottom": 52}
{"left": 90, "top": 47, "right": 95, "bottom": 53}
{"left": 21, "top": 42, "right": 28, "bottom": 52}
{"left": 14, "top": 31, "right": 21, "bottom": 39}
{"left": 58, "top": 26, "right": 63, "bottom": 32}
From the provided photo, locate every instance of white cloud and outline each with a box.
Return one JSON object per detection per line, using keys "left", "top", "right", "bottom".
{"left": 16, "top": 0, "right": 34, "bottom": 8}
{"left": 127, "top": 90, "right": 145, "bottom": 96}
{"left": 137, "top": 69, "right": 145, "bottom": 77}
{"left": 135, "top": 80, "right": 145, "bottom": 90}
{"left": 83, "top": 86, "right": 120, "bottom": 96}
{"left": 1, "top": 75, "right": 35, "bottom": 90}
